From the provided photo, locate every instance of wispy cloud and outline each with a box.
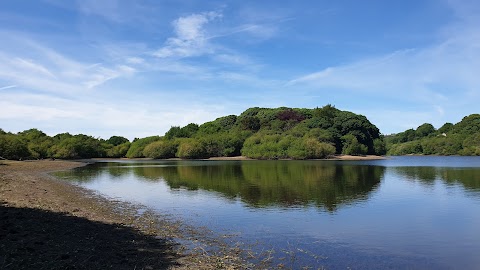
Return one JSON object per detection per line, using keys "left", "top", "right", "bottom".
{"left": 0, "top": 33, "right": 140, "bottom": 93}
{"left": 232, "top": 23, "right": 280, "bottom": 41}
{"left": 0, "top": 91, "right": 227, "bottom": 139}
{"left": 289, "top": 22, "right": 480, "bottom": 106}
{"left": 154, "top": 11, "right": 222, "bottom": 58}
{"left": 285, "top": 1, "right": 480, "bottom": 132}
{"left": 0, "top": 85, "right": 17, "bottom": 91}
{"left": 84, "top": 64, "right": 136, "bottom": 89}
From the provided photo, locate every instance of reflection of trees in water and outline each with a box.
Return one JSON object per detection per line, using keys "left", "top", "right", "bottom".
{"left": 54, "top": 163, "right": 106, "bottom": 182}
{"left": 239, "top": 162, "right": 384, "bottom": 211}
{"left": 56, "top": 162, "right": 154, "bottom": 183}
{"left": 113, "top": 161, "right": 384, "bottom": 212}
{"left": 392, "top": 167, "right": 480, "bottom": 191}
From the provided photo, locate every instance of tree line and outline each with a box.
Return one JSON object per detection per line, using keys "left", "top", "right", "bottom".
{"left": 386, "top": 114, "right": 480, "bottom": 155}
{"left": 0, "top": 128, "right": 130, "bottom": 160}
{"left": 2, "top": 105, "right": 387, "bottom": 160}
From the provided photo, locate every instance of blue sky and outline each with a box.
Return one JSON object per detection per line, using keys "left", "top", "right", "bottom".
{"left": 1, "top": 0, "right": 479, "bottom": 140}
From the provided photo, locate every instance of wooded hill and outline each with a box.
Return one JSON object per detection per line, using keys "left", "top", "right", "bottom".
{"left": 0, "top": 105, "right": 386, "bottom": 160}
{"left": 386, "top": 114, "right": 480, "bottom": 155}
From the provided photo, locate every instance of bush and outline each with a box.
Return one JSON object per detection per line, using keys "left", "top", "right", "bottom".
{"left": 373, "top": 138, "right": 387, "bottom": 155}
{"left": 241, "top": 133, "right": 287, "bottom": 159}
{"left": 285, "top": 138, "right": 335, "bottom": 159}
{"left": 341, "top": 134, "right": 368, "bottom": 156}
{"left": 106, "top": 136, "right": 129, "bottom": 146}
{"left": 0, "top": 135, "right": 31, "bottom": 160}
{"left": 106, "top": 142, "right": 131, "bottom": 158}
{"left": 143, "top": 140, "right": 178, "bottom": 159}
{"left": 125, "top": 136, "right": 161, "bottom": 158}
{"left": 177, "top": 139, "right": 207, "bottom": 159}
{"left": 48, "top": 134, "right": 105, "bottom": 159}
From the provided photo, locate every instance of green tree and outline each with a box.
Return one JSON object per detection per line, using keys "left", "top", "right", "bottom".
{"left": 106, "top": 142, "right": 131, "bottom": 158}
{"left": 48, "top": 134, "right": 105, "bottom": 159}
{"left": 176, "top": 138, "right": 207, "bottom": 159}
{"left": 125, "top": 136, "right": 161, "bottom": 158}
{"left": 373, "top": 138, "right": 387, "bottom": 155}
{"left": 415, "top": 123, "right": 435, "bottom": 138}
{"left": 106, "top": 136, "right": 129, "bottom": 146}
{"left": 0, "top": 134, "right": 31, "bottom": 160}
{"left": 341, "top": 134, "right": 368, "bottom": 155}
{"left": 239, "top": 116, "right": 260, "bottom": 131}
{"left": 438, "top": 123, "right": 453, "bottom": 134}
{"left": 143, "top": 140, "right": 178, "bottom": 159}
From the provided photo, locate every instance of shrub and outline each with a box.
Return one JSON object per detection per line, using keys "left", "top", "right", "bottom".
{"left": 341, "top": 134, "right": 368, "bottom": 156}
{"left": 126, "top": 136, "right": 161, "bottom": 158}
{"left": 106, "top": 142, "right": 131, "bottom": 158}
{"left": 143, "top": 140, "right": 178, "bottom": 159}
{"left": 177, "top": 139, "right": 207, "bottom": 159}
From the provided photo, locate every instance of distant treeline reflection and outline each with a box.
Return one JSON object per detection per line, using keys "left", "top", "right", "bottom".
{"left": 59, "top": 161, "right": 480, "bottom": 211}
{"left": 392, "top": 166, "right": 480, "bottom": 191}
{"left": 64, "top": 161, "right": 385, "bottom": 211}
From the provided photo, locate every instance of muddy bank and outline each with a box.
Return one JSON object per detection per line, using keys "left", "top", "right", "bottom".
{"left": 0, "top": 160, "right": 248, "bottom": 269}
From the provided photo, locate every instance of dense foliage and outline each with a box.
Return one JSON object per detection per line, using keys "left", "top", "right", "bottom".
{"left": 0, "top": 128, "right": 129, "bottom": 160}
{"left": 386, "top": 114, "right": 480, "bottom": 155}
{"left": 1, "top": 105, "right": 386, "bottom": 160}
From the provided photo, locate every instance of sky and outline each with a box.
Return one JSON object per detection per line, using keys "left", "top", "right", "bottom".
{"left": 1, "top": 0, "right": 479, "bottom": 140}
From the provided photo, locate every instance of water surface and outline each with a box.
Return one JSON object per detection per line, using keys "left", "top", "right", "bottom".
{"left": 55, "top": 156, "right": 480, "bottom": 269}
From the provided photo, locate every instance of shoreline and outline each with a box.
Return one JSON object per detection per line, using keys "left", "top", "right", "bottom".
{"left": 92, "top": 154, "right": 386, "bottom": 162}
{"left": 0, "top": 160, "right": 249, "bottom": 269}
{"left": 0, "top": 156, "right": 385, "bottom": 268}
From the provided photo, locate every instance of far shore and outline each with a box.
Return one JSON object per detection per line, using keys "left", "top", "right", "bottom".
{"left": 206, "top": 155, "right": 386, "bottom": 161}
{"left": 92, "top": 154, "right": 386, "bottom": 162}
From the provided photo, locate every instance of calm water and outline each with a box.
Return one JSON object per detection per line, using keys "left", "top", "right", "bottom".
{"left": 55, "top": 156, "right": 480, "bottom": 269}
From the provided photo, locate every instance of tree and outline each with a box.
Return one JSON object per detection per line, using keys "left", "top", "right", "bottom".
{"left": 373, "top": 138, "right": 387, "bottom": 155}
{"left": 415, "top": 123, "right": 435, "bottom": 138}
{"left": 48, "top": 134, "right": 105, "bottom": 159}
{"left": 126, "top": 136, "right": 161, "bottom": 158}
{"left": 143, "top": 140, "right": 177, "bottom": 159}
{"left": 341, "top": 134, "right": 368, "bottom": 156}
{"left": 176, "top": 138, "right": 207, "bottom": 159}
{"left": 106, "top": 136, "right": 129, "bottom": 146}
{"left": 0, "top": 135, "right": 31, "bottom": 160}
{"left": 239, "top": 116, "right": 260, "bottom": 131}
{"left": 106, "top": 142, "right": 131, "bottom": 158}
{"left": 165, "top": 124, "right": 199, "bottom": 139}
{"left": 438, "top": 123, "right": 453, "bottom": 134}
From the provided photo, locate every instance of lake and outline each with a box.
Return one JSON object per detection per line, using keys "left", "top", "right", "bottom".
{"left": 55, "top": 156, "right": 480, "bottom": 269}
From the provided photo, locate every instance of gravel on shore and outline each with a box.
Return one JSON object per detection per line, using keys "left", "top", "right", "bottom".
{"left": 0, "top": 160, "right": 249, "bottom": 269}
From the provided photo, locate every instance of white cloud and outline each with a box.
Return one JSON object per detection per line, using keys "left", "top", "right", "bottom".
{"left": 0, "top": 34, "right": 140, "bottom": 93}
{"left": 289, "top": 25, "right": 480, "bottom": 105}
{"left": 154, "top": 11, "right": 221, "bottom": 58}
{"left": 213, "top": 53, "right": 252, "bottom": 66}
{"left": 0, "top": 92, "right": 227, "bottom": 139}
{"left": 0, "top": 85, "right": 17, "bottom": 91}
{"left": 285, "top": 1, "right": 480, "bottom": 133}
{"left": 126, "top": 57, "right": 145, "bottom": 64}
{"left": 235, "top": 23, "right": 278, "bottom": 40}
{"left": 13, "top": 58, "right": 57, "bottom": 79}
{"left": 84, "top": 65, "right": 136, "bottom": 89}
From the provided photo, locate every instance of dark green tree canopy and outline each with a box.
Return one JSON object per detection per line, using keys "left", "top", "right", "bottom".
{"left": 415, "top": 123, "right": 436, "bottom": 138}
{"left": 1, "top": 105, "right": 389, "bottom": 160}
{"left": 386, "top": 114, "right": 480, "bottom": 156}
{"left": 106, "top": 136, "right": 129, "bottom": 146}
